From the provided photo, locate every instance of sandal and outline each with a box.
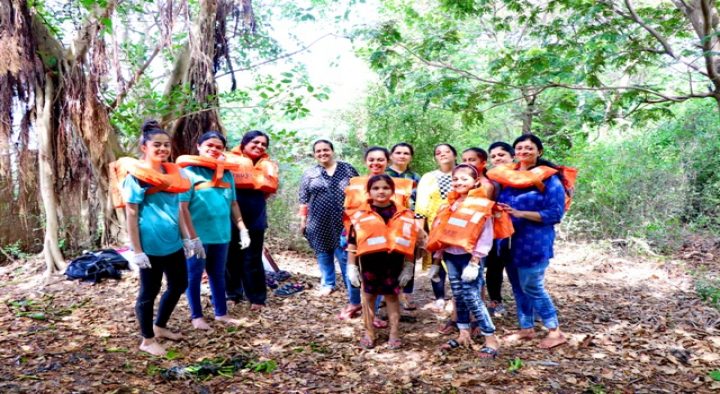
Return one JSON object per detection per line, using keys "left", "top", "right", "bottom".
{"left": 440, "top": 339, "right": 461, "bottom": 351}
{"left": 438, "top": 320, "right": 458, "bottom": 335}
{"left": 477, "top": 346, "right": 498, "bottom": 359}
{"left": 265, "top": 276, "right": 279, "bottom": 289}
{"left": 337, "top": 304, "right": 362, "bottom": 320}
{"left": 387, "top": 338, "right": 402, "bottom": 350}
{"left": 274, "top": 282, "right": 304, "bottom": 297}
{"left": 372, "top": 318, "right": 388, "bottom": 329}
{"left": 359, "top": 335, "right": 375, "bottom": 349}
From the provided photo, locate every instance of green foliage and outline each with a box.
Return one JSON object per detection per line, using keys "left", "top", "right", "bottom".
{"left": 709, "top": 370, "right": 720, "bottom": 381}
{"left": 247, "top": 359, "right": 278, "bottom": 373}
{"left": 507, "top": 357, "right": 523, "bottom": 373}
{"left": 696, "top": 277, "right": 720, "bottom": 310}
{"left": 1, "top": 241, "right": 31, "bottom": 260}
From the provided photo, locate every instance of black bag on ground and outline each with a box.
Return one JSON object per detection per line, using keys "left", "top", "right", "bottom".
{"left": 65, "top": 249, "right": 129, "bottom": 284}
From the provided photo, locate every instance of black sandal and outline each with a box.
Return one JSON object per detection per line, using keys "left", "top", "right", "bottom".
{"left": 274, "top": 283, "right": 304, "bottom": 297}
{"left": 477, "top": 346, "right": 498, "bottom": 359}
{"left": 440, "top": 339, "right": 461, "bottom": 351}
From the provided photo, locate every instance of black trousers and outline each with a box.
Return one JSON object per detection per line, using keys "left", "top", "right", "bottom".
{"left": 485, "top": 240, "right": 510, "bottom": 303}
{"left": 226, "top": 227, "right": 267, "bottom": 305}
{"left": 135, "top": 248, "right": 188, "bottom": 338}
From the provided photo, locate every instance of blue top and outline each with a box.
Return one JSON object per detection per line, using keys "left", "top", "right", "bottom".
{"left": 299, "top": 161, "right": 358, "bottom": 252}
{"left": 236, "top": 189, "right": 267, "bottom": 231}
{"left": 179, "top": 167, "right": 236, "bottom": 244}
{"left": 122, "top": 175, "right": 184, "bottom": 257}
{"left": 498, "top": 174, "right": 565, "bottom": 267}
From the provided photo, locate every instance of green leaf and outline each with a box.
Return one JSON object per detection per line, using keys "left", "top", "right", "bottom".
{"left": 710, "top": 370, "right": 720, "bottom": 381}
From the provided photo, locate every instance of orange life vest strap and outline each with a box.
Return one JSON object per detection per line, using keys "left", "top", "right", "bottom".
{"left": 109, "top": 158, "right": 190, "bottom": 205}
{"left": 226, "top": 150, "right": 279, "bottom": 193}
{"left": 486, "top": 163, "right": 558, "bottom": 192}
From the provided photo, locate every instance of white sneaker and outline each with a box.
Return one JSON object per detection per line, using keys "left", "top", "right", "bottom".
{"left": 434, "top": 298, "right": 446, "bottom": 310}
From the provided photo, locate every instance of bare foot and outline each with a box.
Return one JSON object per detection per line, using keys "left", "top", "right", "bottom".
{"left": 250, "top": 304, "right": 264, "bottom": 312}
{"left": 153, "top": 325, "right": 183, "bottom": 341}
{"left": 504, "top": 329, "right": 535, "bottom": 343}
{"left": 539, "top": 330, "right": 567, "bottom": 349}
{"left": 191, "top": 317, "right": 212, "bottom": 330}
{"left": 139, "top": 339, "right": 166, "bottom": 356}
{"left": 456, "top": 329, "right": 473, "bottom": 346}
{"left": 215, "top": 315, "right": 241, "bottom": 325}
{"left": 316, "top": 287, "right": 333, "bottom": 297}
{"left": 484, "top": 335, "right": 500, "bottom": 351}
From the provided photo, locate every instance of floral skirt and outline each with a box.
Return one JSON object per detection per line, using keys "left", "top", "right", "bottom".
{"left": 359, "top": 252, "right": 404, "bottom": 295}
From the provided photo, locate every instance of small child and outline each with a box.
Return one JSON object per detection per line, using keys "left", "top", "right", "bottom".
{"left": 427, "top": 164, "right": 500, "bottom": 359}
{"left": 346, "top": 174, "right": 418, "bottom": 349}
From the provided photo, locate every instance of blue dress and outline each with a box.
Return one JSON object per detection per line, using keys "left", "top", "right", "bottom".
{"left": 298, "top": 161, "right": 358, "bottom": 253}
{"left": 498, "top": 174, "right": 565, "bottom": 267}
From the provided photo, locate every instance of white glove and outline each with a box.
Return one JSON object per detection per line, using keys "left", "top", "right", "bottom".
{"left": 347, "top": 264, "right": 361, "bottom": 288}
{"left": 132, "top": 253, "right": 151, "bottom": 270}
{"left": 427, "top": 264, "right": 441, "bottom": 283}
{"left": 398, "top": 261, "right": 414, "bottom": 287}
{"left": 183, "top": 238, "right": 206, "bottom": 259}
{"left": 461, "top": 263, "right": 480, "bottom": 282}
{"left": 239, "top": 229, "right": 251, "bottom": 250}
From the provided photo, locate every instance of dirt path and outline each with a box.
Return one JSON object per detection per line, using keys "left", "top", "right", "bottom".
{"left": 1, "top": 242, "right": 719, "bottom": 393}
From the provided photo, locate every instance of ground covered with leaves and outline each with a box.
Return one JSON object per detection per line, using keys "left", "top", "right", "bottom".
{"left": 1, "top": 241, "right": 720, "bottom": 393}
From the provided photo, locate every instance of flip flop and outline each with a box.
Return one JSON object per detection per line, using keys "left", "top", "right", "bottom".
{"left": 477, "top": 346, "right": 498, "bottom": 359}
{"left": 372, "top": 318, "right": 388, "bottom": 329}
{"left": 401, "top": 300, "right": 417, "bottom": 311}
{"left": 337, "top": 304, "right": 362, "bottom": 320}
{"left": 440, "top": 339, "right": 461, "bottom": 351}
{"left": 274, "top": 282, "right": 304, "bottom": 297}
{"left": 438, "top": 320, "right": 458, "bottom": 335}
{"left": 387, "top": 338, "right": 402, "bottom": 350}
{"left": 359, "top": 335, "right": 375, "bottom": 349}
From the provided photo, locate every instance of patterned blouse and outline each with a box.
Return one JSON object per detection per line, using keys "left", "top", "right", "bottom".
{"left": 298, "top": 161, "right": 359, "bottom": 253}
{"left": 498, "top": 174, "right": 565, "bottom": 267}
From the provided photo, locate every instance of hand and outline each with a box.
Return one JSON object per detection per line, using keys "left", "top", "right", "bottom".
{"left": 187, "top": 237, "right": 206, "bottom": 259}
{"left": 132, "top": 253, "right": 151, "bottom": 270}
{"left": 182, "top": 238, "right": 195, "bottom": 258}
{"left": 416, "top": 229, "right": 428, "bottom": 249}
{"left": 427, "top": 264, "right": 441, "bottom": 283}
{"left": 239, "top": 229, "right": 251, "bottom": 250}
{"left": 461, "top": 263, "right": 480, "bottom": 282}
{"left": 398, "top": 261, "right": 414, "bottom": 287}
{"left": 347, "top": 264, "right": 361, "bottom": 287}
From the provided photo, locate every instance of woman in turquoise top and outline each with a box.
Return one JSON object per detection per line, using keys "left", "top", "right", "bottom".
{"left": 179, "top": 131, "right": 251, "bottom": 330}
{"left": 123, "top": 120, "right": 196, "bottom": 356}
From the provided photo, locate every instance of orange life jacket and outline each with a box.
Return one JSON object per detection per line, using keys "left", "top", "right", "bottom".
{"left": 225, "top": 148, "right": 279, "bottom": 193}
{"left": 486, "top": 162, "right": 578, "bottom": 211}
{"left": 109, "top": 157, "right": 191, "bottom": 209}
{"left": 349, "top": 204, "right": 419, "bottom": 259}
{"left": 491, "top": 206, "right": 514, "bottom": 240}
{"left": 176, "top": 155, "right": 240, "bottom": 190}
{"left": 343, "top": 176, "right": 413, "bottom": 210}
{"left": 426, "top": 189, "right": 494, "bottom": 253}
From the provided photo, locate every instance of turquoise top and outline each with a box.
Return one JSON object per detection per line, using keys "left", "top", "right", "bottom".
{"left": 179, "top": 167, "right": 236, "bottom": 244}
{"left": 122, "top": 175, "right": 184, "bottom": 256}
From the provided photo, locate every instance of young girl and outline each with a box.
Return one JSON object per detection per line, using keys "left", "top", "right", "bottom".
{"left": 462, "top": 147, "right": 495, "bottom": 200}
{"left": 177, "top": 131, "right": 250, "bottom": 330}
{"left": 123, "top": 120, "right": 193, "bottom": 356}
{"left": 346, "top": 174, "right": 418, "bottom": 350}
{"left": 426, "top": 164, "right": 500, "bottom": 358}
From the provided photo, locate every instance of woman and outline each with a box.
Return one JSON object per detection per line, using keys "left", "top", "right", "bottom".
{"left": 491, "top": 135, "right": 567, "bottom": 349}
{"left": 122, "top": 120, "right": 192, "bottom": 356}
{"left": 386, "top": 143, "right": 421, "bottom": 311}
{"left": 178, "top": 131, "right": 249, "bottom": 330}
{"left": 346, "top": 175, "right": 418, "bottom": 349}
{"left": 298, "top": 140, "right": 360, "bottom": 312}
{"left": 415, "top": 143, "right": 457, "bottom": 310}
{"left": 483, "top": 141, "right": 516, "bottom": 316}
{"left": 225, "top": 130, "right": 278, "bottom": 311}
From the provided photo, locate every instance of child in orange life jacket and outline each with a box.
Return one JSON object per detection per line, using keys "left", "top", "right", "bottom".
{"left": 346, "top": 174, "right": 418, "bottom": 350}
{"left": 427, "top": 164, "right": 500, "bottom": 358}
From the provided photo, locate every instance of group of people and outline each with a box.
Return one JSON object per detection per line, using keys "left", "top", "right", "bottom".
{"left": 118, "top": 121, "right": 276, "bottom": 356}
{"left": 299, "top": 136, "right": 570, "bottom": 356}
{"left": 119, "top": 119, "right": 570, "bottom": 359}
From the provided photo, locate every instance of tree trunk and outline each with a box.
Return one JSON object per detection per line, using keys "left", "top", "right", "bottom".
{"left": 36, "top": 78, "right": 65, "bottom": 274}
{"left": 521, "top": 89, "right": 538, "bottom": 135}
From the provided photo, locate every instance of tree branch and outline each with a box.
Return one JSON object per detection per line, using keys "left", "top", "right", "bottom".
{"left": 624, "top": 0, "right": 677, "bottom": 58}
{"left": 699, "top": 0, "right": 720, "bottom": 87}
{"left": 110, "top": 41, "right": 164, "bottom": 110}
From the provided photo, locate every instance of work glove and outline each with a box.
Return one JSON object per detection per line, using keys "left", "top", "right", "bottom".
{"left": 239, "top": 229, "right": 251, "bottom": 250}
{"left": 398, "top": 261, "right": 414, "bottom": 287}
{"left": 347, "top": 264, "right": 361, "bottom": 288}
{"left": 427, "top": 264, "right": 441, "bottom": 283}
{"left": 183, "top": 238, "right": 206, "bottom": 259}
{"left": 132, "top": 253, "right": 151, "bottom": 270}
{"left": 461, "top": 263, "right": 480, "bottom": 282}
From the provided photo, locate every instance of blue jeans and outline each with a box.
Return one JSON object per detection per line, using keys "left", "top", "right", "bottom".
{"left": 316, "top": 247, "right": 361, "bottom": 305}
{"left": 444, "top": 252, "right": 495, "bottom": 334}
{"left": 186, "top": 243, "right": 229, "bottom": 319}
{"left": 431, "top": 263, "right": 447, "bottom": 301}
{"left": 505, "top": 260, "right": 558, "bottom": 330}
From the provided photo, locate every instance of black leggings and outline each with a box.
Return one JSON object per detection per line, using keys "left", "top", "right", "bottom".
{"left": 135, "top": 249, "right": 188, "bottom": 339}
{"left": 485, "top": 240, "right": 510, "bottom": 303}
{"left": 226, "top": 228, "right": 267, "bottom": 305}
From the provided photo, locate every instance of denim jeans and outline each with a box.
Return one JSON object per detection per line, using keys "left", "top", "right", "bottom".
{"left": 136, "top": 249, "right": 188, "bottom": 338}
{"left": 505, "top": 260, "right": 559, "bottom": 330}
{"left": 316, "top": 246, "right": 361, "bottom": 305}
{"left": 444, "top": 252, "right": 495, "bottom": 334}
{"left": 186, "top": 243, "right": 229, "bottom": 320}
{"left": 431, "top": 263, "right": 447, "bottom": 301}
